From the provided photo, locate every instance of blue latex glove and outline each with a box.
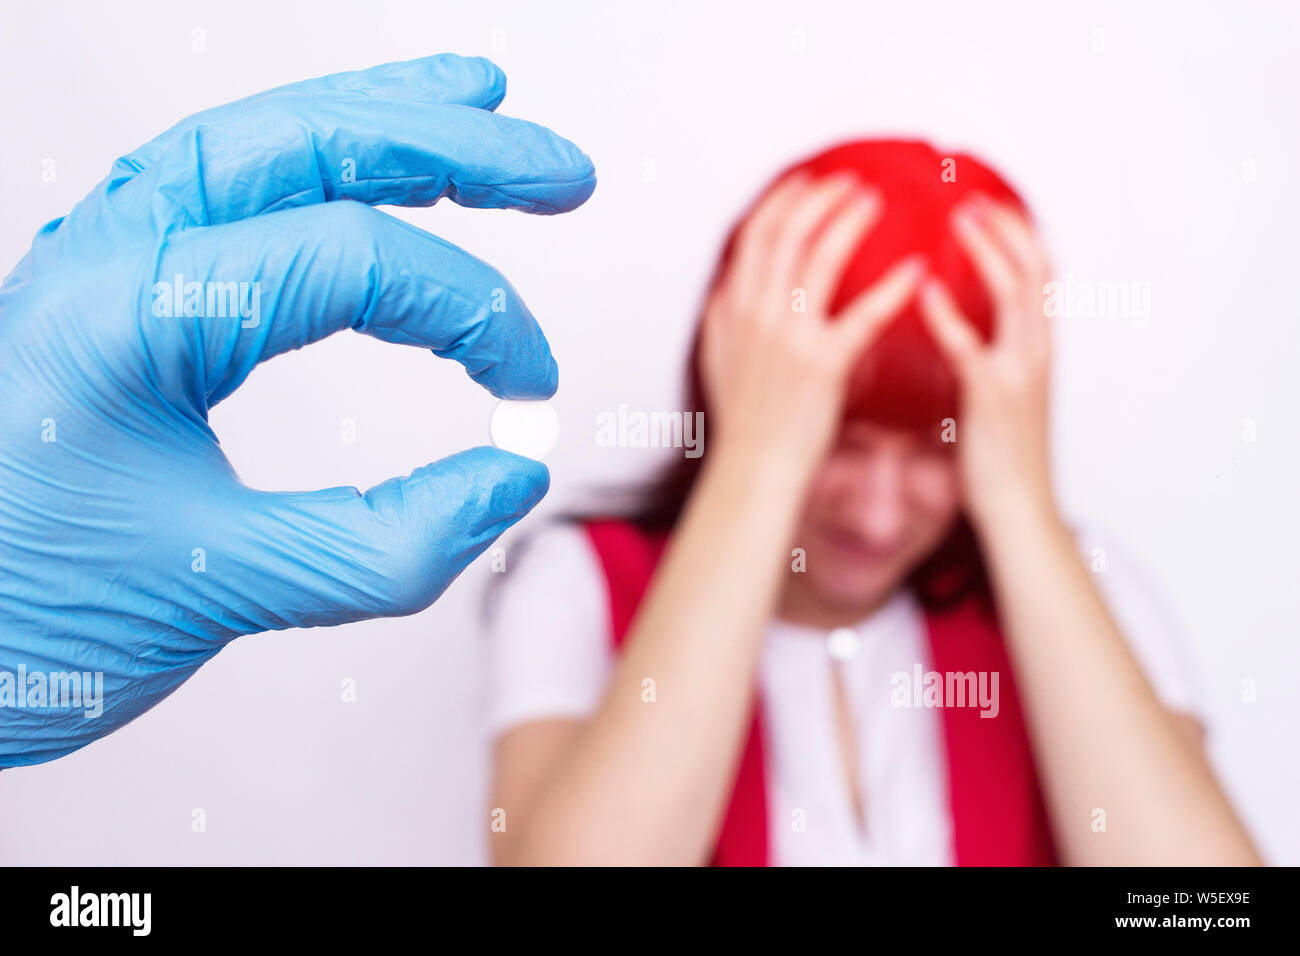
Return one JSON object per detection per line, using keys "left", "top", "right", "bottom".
{"left": 0, "top": 55, "right": 595, "bottom": 768}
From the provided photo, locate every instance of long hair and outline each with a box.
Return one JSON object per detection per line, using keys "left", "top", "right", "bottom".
{"left": 571, "top": 140, "right": 1030, "bottom": 610}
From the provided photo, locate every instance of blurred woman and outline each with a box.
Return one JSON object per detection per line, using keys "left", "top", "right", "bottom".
{"left": 484, "top": 140, "right": 1260, "bottom": 866}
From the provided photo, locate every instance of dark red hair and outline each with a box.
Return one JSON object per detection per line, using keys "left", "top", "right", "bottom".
{"left": 594, "top": 139, "right": 1030, "bottom": 608}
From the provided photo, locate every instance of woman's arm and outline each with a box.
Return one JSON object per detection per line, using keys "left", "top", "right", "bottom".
{"left": 974, "top": 492, "right": 1258, "bottom": 865}
{"left": 919, "top": 196, "right": 1261, "bottom": 866}
{"left": 492, "top": 172, "right": 924, "bottom": 865}
{"left": 494, "top": 444, "right": 812, "bottom": 865}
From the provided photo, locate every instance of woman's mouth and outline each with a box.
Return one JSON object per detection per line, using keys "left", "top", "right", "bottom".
{"left": 821, "top": 526, "right": 895, "bottom": 565}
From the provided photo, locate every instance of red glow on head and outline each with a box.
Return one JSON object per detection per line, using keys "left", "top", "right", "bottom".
{"left": 694, "top": 139, "right": 1029, "bottom": 433}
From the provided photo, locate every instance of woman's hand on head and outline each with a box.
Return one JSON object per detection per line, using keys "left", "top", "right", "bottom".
{"left": 918, "top": 194, "right": 1056, "bottom": 530}
{"left": 701, "top": 172, "right": 925, "bottom": 474}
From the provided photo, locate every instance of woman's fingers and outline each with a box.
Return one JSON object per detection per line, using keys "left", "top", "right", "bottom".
{"left": 976, "top": 197, "right": 1053, "bottom": 350}
{"left": 919, "top": 277, "right": 982, "bottom": 377}
{"left": 800, "top": 187, "right": 882, "bottom": 317}
{"left": 724, "top": 172, "right": 813, "bottom": 317}
{"left": 762, "top": 174, "right": 864, "bottom": 317}
{"left": 975, "top": 196, "right": 1046, "bottom": 278}
{"left": 951, "top": 200, "right": 1019, "bottom": 328}
{"left": 959, "top": 194, "right": 1052, "bottom": 350}
{"left": 725, "top": 172, "right": 877, "bottom": 323}
{"left": 832, "top": 255, "right": 927, "bottom": 355}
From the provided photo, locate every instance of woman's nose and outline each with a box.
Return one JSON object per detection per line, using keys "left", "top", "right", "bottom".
{"left": 841, "top": 460, "right": 909, "bottom": 544}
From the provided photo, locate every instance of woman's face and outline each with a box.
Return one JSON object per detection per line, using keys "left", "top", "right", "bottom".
{"left": 784, "top": 419, "right": 962, "bottom": 622}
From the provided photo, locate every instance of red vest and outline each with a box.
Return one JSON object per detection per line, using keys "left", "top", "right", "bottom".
{"left": 583, "top": 518, "right": 1057, "bottom": 866}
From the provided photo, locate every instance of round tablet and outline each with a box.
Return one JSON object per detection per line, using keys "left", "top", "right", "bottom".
{"left": 489, "top": 399, "right": 560, "bottom": 461}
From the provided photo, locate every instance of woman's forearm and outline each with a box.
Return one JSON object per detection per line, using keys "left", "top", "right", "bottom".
{"left": 505, "top": 445, "right": 812, "bottom": 865}
{"left": 975, "top": 497, "right": 1261, "bottom": 865}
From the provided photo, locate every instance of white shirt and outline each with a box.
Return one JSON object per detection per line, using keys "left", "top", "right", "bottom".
{"left": 483, "top": 522, "right": 1203, "bottom": 866}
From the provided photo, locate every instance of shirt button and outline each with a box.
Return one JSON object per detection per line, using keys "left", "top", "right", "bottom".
{"left": 827, "top": 627, "right": 861, "bottom": 661}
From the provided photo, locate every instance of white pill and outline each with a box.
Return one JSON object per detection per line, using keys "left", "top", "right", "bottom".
{"left": 489, "top": 399, "right": 560, "bottom": 461}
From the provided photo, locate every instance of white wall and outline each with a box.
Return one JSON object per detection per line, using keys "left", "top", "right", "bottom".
{"left": 1, "top": 0, "right": 1296, "bottom": 864}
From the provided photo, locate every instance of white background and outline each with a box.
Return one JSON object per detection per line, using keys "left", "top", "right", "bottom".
{"left": 1, "top": 0, "right": 1297, "bottom": 864}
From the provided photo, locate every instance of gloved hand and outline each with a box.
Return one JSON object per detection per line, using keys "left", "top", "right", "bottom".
{"left": 0, "top": 54, "right": 595, "bottom": 768}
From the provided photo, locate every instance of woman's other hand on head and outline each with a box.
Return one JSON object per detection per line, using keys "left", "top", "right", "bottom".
{"left": 918, "top": 193, "right": 1056, "bottom": 530}
{"left": 701, "top": 172, "right": 925, "bottom": 473}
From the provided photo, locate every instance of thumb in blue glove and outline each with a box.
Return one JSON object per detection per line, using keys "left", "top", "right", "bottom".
{"left": 0, "top": 54, "right": 596, "bottom": 768}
